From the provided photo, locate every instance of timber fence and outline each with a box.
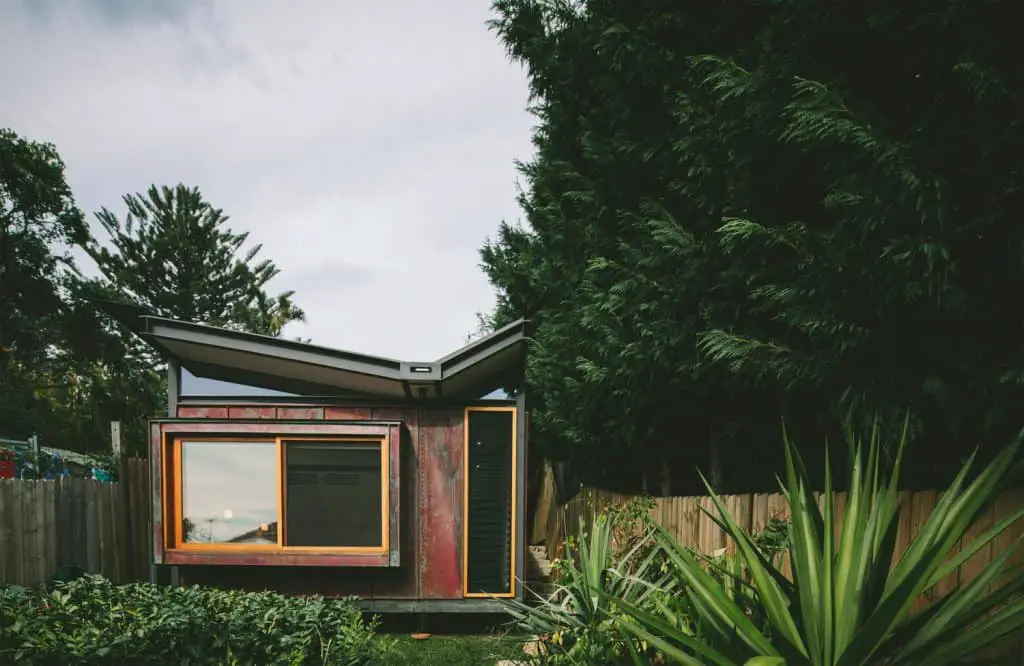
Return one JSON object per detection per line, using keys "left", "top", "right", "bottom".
{"left": 535, "top": 467, "right": 1024, "bottom": 597}
{"left": 0, "top": 458, "right": 150, "bottom": 587}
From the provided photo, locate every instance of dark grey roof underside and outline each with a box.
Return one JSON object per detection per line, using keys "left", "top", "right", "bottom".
{"left": 93, "top": 299, "right": 526, "bottom": 400}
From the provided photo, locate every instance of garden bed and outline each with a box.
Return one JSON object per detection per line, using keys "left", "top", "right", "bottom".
{"left": 0, "top": 575, "right": 383, "bottom": 665}
{"left": 0, "top": 576, "right": 530, "bottom": 665}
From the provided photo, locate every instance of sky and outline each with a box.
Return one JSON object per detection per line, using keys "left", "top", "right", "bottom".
{"left": 0, "top": 0, "right": 534, "bottom": 361}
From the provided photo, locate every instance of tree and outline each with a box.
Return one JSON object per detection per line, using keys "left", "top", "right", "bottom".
{"left": 79, "top": 184, "right": 306, "bottom": 453}
{"left": 0, "top": 128, "right": 90, "bottom": 439}
{"left": 87, "top": 183, "right": 305, "bottom": 343}
{"left": 482, "top": 0, "right": 1024, "bottom": 493}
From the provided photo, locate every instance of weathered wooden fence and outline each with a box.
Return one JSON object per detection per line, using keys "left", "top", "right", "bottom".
{"left": 0, "top": 459, "right": 150, "bottom": 587}
{"left": 536, "top": 465, "right": 1024, "bottom": 596}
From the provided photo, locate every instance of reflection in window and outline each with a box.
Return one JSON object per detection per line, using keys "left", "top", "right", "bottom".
{"left": 180, "top": 441, "right": 278, "bottom": 544}
{"left": 284, "top": 441, "right": 383, "bottom": 548}
{"left": 179, "top": 367, "right": 295, "bottom": 397}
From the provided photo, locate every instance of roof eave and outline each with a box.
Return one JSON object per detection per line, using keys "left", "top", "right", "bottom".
{"left": 141, "top": 317, "right": 405, "bottom": 379}
{"left": 436, "top": 318, "right": 527, "bottom": 377}
{"left": 91, "top": 298, "right": 528, "bottom": 400}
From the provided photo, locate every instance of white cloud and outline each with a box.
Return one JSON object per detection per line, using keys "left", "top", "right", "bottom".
{"left": 0, "top": 0, "right": 533, "bottom": 359}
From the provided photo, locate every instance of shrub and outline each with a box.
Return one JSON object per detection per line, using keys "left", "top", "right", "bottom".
{"left": 0, "top": 575, "right": 384, "bottom": 665}
{"left": 504, "top": 513, "right": 673, "bottom": 665}
{"left": 610, "top": 422, "right": 1024, "bottom": 665}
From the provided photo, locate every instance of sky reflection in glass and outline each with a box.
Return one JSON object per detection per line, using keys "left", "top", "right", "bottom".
{"left": 180, "top": 441, "right": 278, "bottom": 544}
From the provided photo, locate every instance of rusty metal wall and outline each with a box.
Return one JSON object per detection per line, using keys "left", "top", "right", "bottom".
{"left": 169, "top": 403, "right": 469, "bottom": 600}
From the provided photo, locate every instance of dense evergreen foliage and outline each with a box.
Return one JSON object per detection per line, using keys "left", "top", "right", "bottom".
{"left": 482, "top": 0, "right": 1024, "bottom": 492}
{"left": 87, "top": 184, "right": 304, "bottom": 339}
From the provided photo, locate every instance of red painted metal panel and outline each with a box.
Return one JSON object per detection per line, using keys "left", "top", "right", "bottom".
{"left": 418, "top": 409, "right": 464, "bottom": 599}
{"left": 276, "top": 406, "right": 325, "bottom": 420}
{"left": 177, "top": 406, "right": 229, "bottom": 418}
{"left": 370, "top": 407, "right": 418, "bottom": 426}
{"left": 228, "top": 406, "right": 276, "bottom": 420}
{"left": 152, "top": 405, "right": 489, "bottom": 602}
{"left": 160, "top": 422, "right": 391, "bottom": 436}
{"left": 324, "top": 406, "right": 372, "bottom": 420}
{"left": 166, "top": 551, "right": 390, "bottom": 567}
{"left": 369, "top": 408, "right": 420, "bottom": 598}
{"left": 180, "top": 565, "right": 376, "bottom": 596}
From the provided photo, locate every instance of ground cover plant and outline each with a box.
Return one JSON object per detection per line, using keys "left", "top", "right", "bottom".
{"left": 0, "top": 575, "right": 384, "bottom": 665}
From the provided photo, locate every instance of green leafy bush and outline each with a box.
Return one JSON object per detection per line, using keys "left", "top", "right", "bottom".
{"left": 0, "top": 575, "right": 384, "bottom": 665}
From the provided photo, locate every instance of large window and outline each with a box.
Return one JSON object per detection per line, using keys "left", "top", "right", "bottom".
{"left": 171, "top": 436, "right": 388, "bottom": 553}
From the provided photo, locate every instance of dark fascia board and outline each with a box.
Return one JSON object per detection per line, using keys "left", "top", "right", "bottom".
{"left": 89, "top": 297, "right": 405, "bottom": 377}
{"left": 437, "top": 319, "right": 527, "bottom": 378}
{"left": 91, "top": 297, "right": 527, "bottom": 397}
{"left": 145, "top": 312, "right": 527, "bottom": 387}
{"left": 141, "top": 316, "right": 405, "bottom": 378}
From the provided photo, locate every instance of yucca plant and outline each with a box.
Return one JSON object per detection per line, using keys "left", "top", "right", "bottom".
{"left": 503, "top": 513, "right": 674, "bottom": 664}
{"left": 609, "top": 422, "right": 1024, "bottom": 665}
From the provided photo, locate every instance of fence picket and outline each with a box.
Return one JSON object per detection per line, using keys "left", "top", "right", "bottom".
{"left": 0, "top": 461, "right": 150, "bottom": 586}
{"left": 539, "top": 486, "right": 1023, "bottom": 596}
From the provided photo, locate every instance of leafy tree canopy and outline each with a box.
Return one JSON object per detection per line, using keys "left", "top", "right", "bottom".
{"left": 87, "top": 183, "right": 305, "bottom": 342}
{"left": 0, "top": 128, "right": 88, "bottom": 368}
{"left": 0, "top": 128, "right": 89, "bottom": 438}
{"left": 482, "top": 0, "right": 1023, "bottom": 492}
{"left": 1, "top": 134, "right": 307, "bottom": 456}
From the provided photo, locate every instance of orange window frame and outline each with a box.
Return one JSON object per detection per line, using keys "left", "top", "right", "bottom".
{"left": 166, "top": 434, "right": 390, "bottom": 555}
{"left": 461, "top": 405, "right": 518, "bottom": 598}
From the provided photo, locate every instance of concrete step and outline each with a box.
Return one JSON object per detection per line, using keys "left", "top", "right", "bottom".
{"left": 524, "top": 545, "right": 556, "bottom": 601}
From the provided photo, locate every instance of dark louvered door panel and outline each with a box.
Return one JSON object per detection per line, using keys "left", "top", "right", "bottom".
{"left": 466, "top": 409, "right": 514, "bottom": 595}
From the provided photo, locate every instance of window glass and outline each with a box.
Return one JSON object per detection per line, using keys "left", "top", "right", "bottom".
{"left": 284, "top": 441, "right": 383, "bottom": 548}
{"left": 180, "top": 441, "right": 278, "bottom": 544}
{"left": 179, "top": 367, "right": 295, "bottom": 397}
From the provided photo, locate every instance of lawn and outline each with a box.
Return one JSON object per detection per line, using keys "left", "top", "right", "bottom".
{"left": 384, "top": 633, "right": 527, "bottom": 665}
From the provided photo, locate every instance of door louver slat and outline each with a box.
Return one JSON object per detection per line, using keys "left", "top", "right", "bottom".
{"left": 465, "top": 409, "right": 514, "bottom": 595}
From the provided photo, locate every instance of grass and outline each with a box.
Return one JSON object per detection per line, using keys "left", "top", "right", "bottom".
{"left": 383, "top": 633, "right": 527, "bottom": 665}
{"left": 373, "top": 613, "right": 529, "bottom": 664}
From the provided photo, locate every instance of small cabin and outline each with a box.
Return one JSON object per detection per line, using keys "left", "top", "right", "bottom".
{"left": 98, "top": 300, "right": 529, "bottom": 613}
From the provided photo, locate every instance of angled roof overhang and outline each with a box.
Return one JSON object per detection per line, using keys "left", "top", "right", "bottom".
{"left": 92, "top": 298, "right": 526, "bottom": 400}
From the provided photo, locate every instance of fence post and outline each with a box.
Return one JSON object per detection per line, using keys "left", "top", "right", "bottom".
{"left": 110, "top": 422, "right": 122, "bottom": 461}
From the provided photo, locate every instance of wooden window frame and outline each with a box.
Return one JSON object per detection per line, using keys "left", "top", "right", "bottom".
{"left": 153, "top": 420, "right": 400, "bottom": 567}
{"left": 462, "top": 405, "right": 518, "bottom": 599}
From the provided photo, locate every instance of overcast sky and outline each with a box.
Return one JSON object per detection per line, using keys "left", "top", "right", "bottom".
{"left": 0, "top": 0, "right": 533, "bottom": 360}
